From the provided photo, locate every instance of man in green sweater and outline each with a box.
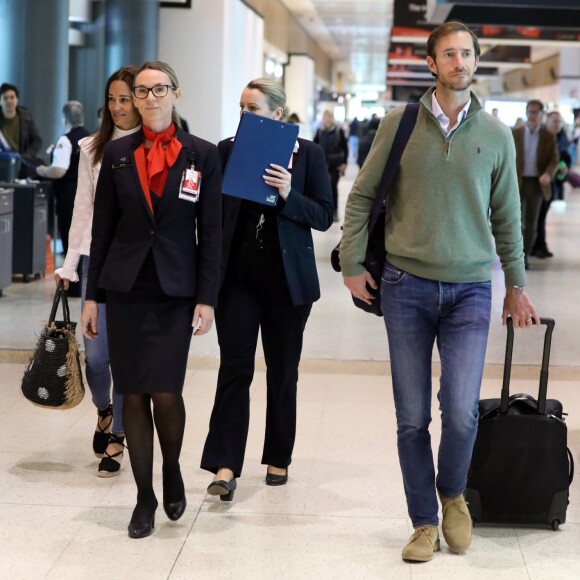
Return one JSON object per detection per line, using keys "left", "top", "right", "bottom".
{"left": 340, "top": 21, "right": 539, "bottom": 563}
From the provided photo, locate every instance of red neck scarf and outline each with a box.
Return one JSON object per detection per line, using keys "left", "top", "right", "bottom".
{"left": 141, "top": 123, "right": 182, "bottom": 196}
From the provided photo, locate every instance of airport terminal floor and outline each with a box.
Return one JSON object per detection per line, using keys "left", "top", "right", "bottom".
{"left": 1, "top": 163, "right": 579, "bottom": 578}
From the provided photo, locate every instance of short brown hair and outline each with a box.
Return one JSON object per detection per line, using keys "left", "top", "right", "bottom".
{"left": 0, "top": 83, "right": 19, "bottom": 98}
{"left": 526, "top": 99, "right": 544, "bottom": 112}
{"left": 427, "top": 20, "right": 481, "bottom": 60}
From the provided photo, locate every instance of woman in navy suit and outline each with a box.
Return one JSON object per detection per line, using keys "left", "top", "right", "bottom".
{"left": 201, "top": 78, "right": 333, "bottom": 500}
{"left": 81, "top": 61, "right": 221, "bottom": 538}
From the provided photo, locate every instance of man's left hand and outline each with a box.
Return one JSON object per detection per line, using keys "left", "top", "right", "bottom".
{"left": 502, "top": 288, "right": 540, "bottom": 328}
{"left": 539, "top": 173, "right": 551, "bottom": 187}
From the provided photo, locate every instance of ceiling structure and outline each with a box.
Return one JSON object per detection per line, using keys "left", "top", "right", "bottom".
{"left": 427, "top": 0, "right": 580, "bottom": 29}
{"left": 278, "top": 0, "right": 580, "bottom": 94}
{"left": 278, "top": 0, "right": 394, "bottom": 91}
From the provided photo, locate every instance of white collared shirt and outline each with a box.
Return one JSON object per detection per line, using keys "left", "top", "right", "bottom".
{"left": 523, "top": 123, "right": 540, "bottom": 177}
{"left": 432, "top": 92, "right": 471, "bottom": 135}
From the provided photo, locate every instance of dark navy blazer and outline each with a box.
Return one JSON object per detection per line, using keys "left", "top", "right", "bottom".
{"left": 218, "top": 137, "right": 333, "bottom": 306}
{"left": 87, "top": 127, "right": 222, "bottom": 306}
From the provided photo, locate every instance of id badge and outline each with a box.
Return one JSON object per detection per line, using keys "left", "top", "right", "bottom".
{"left": 179, "top": 166, "right": 202, "bottom": 202}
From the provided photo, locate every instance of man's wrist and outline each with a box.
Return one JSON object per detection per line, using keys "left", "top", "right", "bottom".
{"left": 511, "top": 284, "right": 525, "bottom": 292}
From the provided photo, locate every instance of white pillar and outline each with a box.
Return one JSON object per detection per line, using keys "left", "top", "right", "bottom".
{"left": 284, "top": 54, "right": 316, "bottom": 140}
{"left": 159, "top": 0, "right": 263, "bottom": 144}
{"left": 559, "top": 47, "right": 580, "bottom": 122}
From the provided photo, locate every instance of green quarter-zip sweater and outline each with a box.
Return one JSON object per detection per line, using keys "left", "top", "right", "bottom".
{"left": 340, "top": 88, "right": 526, "bottom": 288}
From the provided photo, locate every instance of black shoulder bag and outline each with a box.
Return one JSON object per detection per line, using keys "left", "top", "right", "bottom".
{"left": 332, "top": 103, "right": 419, "bottom": 316}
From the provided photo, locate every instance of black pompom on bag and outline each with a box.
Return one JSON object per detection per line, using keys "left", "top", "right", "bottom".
{"left": 21, "top": 282, "right": 84, "bottom": 409}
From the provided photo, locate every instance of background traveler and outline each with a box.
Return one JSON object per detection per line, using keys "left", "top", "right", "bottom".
{"left": 512, "top": 99, "right": 558, "bottom": 270}
{"left": 314, "top": 109, "right": 348, "bottom": 221}
{"left": 0, "top": 82, "right": 43, "bottom": 178}
{"left": 357, "top": 116, "right": 381, "bottom": 169}
{"left": 531, "top": 111, "right": 570, "bottom": 259}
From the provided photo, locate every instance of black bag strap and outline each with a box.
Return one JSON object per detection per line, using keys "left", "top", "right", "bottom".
{"left": 501, "top": 317, "right": 555, "bottom": 414}
{"left": 48, "top": 280, "right": 72, "bottom": 326}
{"left": 368, "top": 103, "right": 420, "bottom": 232}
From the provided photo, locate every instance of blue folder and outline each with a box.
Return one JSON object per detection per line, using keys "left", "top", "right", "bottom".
{"left": 222, "top": 112, "right": 299, "bottom": 206}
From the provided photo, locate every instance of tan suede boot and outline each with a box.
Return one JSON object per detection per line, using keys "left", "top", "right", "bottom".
{"left": 439, "top": 493, "right": 472, "bottom": 553}
{"left": 401, "top": 525, "right": 440, "bottom": 562}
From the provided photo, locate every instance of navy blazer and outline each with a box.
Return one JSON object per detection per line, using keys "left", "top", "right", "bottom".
{"left": 219, "top": 137, "right": 333, "bottom": 305}
{"left": 86, "top": 127, "right": 222, "bottom": 306}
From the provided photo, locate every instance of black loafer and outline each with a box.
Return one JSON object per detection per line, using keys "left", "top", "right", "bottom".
{"left": 207, "top": 478, "right": 237, "bottom": 501}
{"left": 265, "top": 470, "right": 288, "bottom": 486}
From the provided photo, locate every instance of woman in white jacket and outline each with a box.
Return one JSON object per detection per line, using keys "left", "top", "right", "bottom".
{"left": 55, "top": 66, "right": 141, "bottom": 476}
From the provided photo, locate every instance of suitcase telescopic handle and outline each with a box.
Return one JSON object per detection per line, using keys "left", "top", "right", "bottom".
{"left": 501, "top": 317, "right": 555, "bottom": 415}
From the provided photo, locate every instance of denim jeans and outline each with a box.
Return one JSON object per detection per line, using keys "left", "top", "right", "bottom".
{"left": 380, "top": 261, "right": 491, "bottom": 527}
{"left": 81, "top": 255, "right": 123, "bottom": 434}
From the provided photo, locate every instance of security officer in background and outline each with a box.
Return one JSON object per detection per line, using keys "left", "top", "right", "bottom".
{"left": 37, "top": 101, "right": 90, "bottom": 296}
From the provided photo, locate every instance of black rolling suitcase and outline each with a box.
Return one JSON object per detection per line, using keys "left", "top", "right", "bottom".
{"left": 466, "top": 317, "right": 574, "bottom": 531}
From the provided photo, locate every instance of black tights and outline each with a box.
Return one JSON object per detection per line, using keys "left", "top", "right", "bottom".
{"left": 123, "top": 392, "right": 186, "bottom": 510}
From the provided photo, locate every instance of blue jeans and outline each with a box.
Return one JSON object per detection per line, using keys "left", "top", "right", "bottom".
{"left": 380, "top": 261, "right": 491, "bottom": 527}
{"left": 81, "top": 255, "right": 124, "bottom": 434}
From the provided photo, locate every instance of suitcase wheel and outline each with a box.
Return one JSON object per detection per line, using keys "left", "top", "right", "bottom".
{"left": 551, "top": 520, "right": 560, "bottom": 531}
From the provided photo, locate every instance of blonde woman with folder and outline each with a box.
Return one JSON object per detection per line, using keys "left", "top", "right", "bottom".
{"left": 201, "top": 78, "right": 334, "bottom": 499}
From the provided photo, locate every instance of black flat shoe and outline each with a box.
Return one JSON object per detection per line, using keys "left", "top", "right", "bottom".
{"left": 97, "top": 434, "right": 125, "bottom": 478}
{"left": 265, "top": 469, "right": 288, "bottom": 486}
{"left": 164, "top": 496, "right": 187, "bottom": 521}
{"left": 93, "top": 404, "right": 113, "bottom": 457}
{"left": 128, "top": 501, "right": 158, "bottom": 539}
{"left": 207, "top": 477, "right": 237, "bottom": 502}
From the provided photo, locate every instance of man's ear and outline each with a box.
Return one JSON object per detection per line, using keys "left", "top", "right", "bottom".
{"left": 427, "top": 56, "right": 437, "bottom": 77}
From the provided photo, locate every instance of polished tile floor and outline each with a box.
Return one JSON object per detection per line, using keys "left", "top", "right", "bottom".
{"left": 0, "top": 167, "right": 579, "bottom": 579}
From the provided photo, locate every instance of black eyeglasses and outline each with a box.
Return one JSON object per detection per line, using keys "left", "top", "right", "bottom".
{"left": 132, "top": 84, "right": 176, "bottom": 99}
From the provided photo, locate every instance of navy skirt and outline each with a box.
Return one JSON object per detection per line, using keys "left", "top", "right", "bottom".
{"left": 105, "top": 253, "right": 195, "bottom": 394}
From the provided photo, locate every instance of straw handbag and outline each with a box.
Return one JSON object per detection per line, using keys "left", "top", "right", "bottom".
{"left": 21, "top": 282, "right": 84, "bottom": 409}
